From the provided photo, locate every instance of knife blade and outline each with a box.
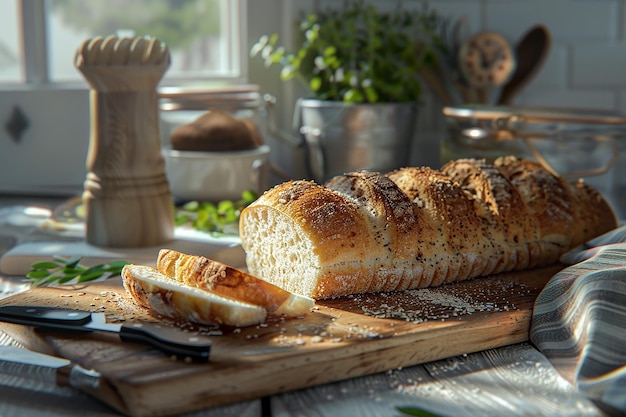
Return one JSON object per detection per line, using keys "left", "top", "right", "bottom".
{"left": 0, "top": 345, "right": 73, "bottom": 388}
{"left": 0, "top": 305, "right": 211, "bottom": 361}
{"left": 0, "top": 345, "right": 103, "bottom": 397}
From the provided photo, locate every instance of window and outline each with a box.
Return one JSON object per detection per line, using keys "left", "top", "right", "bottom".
{"left": 0, "top": 0, "right": 247, "bottom": 194}
{"left": 1, "top": 0, "right": 244, "bottom": 84}
{"left": 0, "top": 2, "right": 20, "bottom": 83}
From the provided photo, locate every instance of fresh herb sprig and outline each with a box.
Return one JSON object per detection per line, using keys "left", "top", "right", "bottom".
{"left": 26, "top": 257, "right": 129, "bottom": 287}
{"left": 174, "top": 190, "right": 258, "bottom": 235}
{"left": 26, "top": 191, "right": 258, "bottom": 286}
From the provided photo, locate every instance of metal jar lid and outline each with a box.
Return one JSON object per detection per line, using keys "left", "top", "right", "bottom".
{"left": 158, "top": 84, "right": 262, "bottom": 112}
{"left": 442, "top": 105, "right": 626, "bottom": 178}
{"left": 443, "top": 105, "right": 626, "bottom": 139}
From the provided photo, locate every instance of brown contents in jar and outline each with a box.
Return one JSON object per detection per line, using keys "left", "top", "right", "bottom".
{"left": 170, "top": 110, "right": 263, "bottom": 152}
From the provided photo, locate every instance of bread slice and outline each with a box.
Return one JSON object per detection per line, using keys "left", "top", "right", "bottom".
{"left": 122, "top": 264, "right": 267, "bottom": 327}
{"left": 156, "top": 249, "right": 314, "bottom": 316}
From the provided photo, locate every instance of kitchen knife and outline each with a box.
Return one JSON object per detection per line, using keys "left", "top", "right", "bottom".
{"left": 0, "top": 345, "right": 74, "bottom": 387}
{"left": 0, "top": 305, "right": 211, "bottom": 361}
{"left": 0, "top": 345, "right": 105, "bottom": 407}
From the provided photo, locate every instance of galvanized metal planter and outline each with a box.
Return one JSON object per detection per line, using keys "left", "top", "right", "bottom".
{"left": 295, "top": 99, "right": 417, "bottom": 183}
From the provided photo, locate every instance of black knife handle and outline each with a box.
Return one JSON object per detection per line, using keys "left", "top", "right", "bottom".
{"left": 0, "top": 306, "right": 212, "bottom": 362}
{"left": 0, "top": 305, "right": 93, "bottom": 330}
{"left": 119, "top": 322, "right": 211, "bottom": 361}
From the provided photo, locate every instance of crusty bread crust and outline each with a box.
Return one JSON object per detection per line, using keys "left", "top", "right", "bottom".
{"left": 122, "top": 264, "right": 267, "bottom": 327}
{"left": 156, "top": 249, "right": 314, "bottom": 316}
{"left": 239, "top": 157, "right": 618, "bottom": 299}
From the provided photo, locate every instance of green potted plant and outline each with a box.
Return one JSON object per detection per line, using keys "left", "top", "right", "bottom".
{"left": 250, "top": 1, "right": 443, "bottom": 182}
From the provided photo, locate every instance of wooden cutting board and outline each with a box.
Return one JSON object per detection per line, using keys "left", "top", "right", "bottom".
{"left": 0, "top": 264, "right": 562, "bottom": 417}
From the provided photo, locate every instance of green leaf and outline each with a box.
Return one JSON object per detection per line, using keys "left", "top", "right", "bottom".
{"left": 280, "top": 65, "right": 296, "bottom": 81}
{"left": 107, "top": 260, "right": 130, "bottom": 270}
{"left": 30, "top": 261, "right": 60, "bottom": 269}
{"left": 314, "top": 56, "right": 326, "bottom": 70}
{"left": 240, "top": 190, "right": 258, "bottom": 204}
{"left": 270, "top": 47, "right": 285, "bottom": 64}
{"left": 194, "top": 213, "right": 216, "bottom": 231}
{"left": 220, "top": 210, "right": 238, "bottom": 224}
{"left": 249, "top": 40, "right": 265, "bottom": 57}
{"left": 323, "top": 46, "right": 336, "bottom": 57}
{"left": 364, "top": 86, "right": 379, "bottom": 103}
{"left": 58, "top": 274, "right": 80, "bottom": 284}
{"left": 217, "top": 200, "right": 235, "bottom": 213}
{"left": 396, "top": 406, "right": 443, "bottom": 417}
{"left": 268, "top": 33, "right": 279, "bottom": 47}
{"left": 39, "top": 275, "right": 65, "bottom": 286}
{"left": 61, "top": 267, "right": 82, "bottom": 275}
{"left": 310, "top": 76, "right": 322, "bottom": 92}
{"left": 182, "top": 200, "right": 200, "bottom": 211}
{"left": 81, "top": 264, "right": 107, "bottom": 275}
{"left": 60, "top": 257, "right": 82, "bottom": 269}
{"left": 26, "top": 270, "right": 52, "bottom": 279}
{"left": 77, "top": 271, "right": 106, "bottom": 283}
{"left": 175, "top": 213, "right": 191, "bottom": 226}
{"left": 343, "top": 88, "right": 364, "bottom": 103}
{"left": 200, "top": 201, "right": 217, "bottom": 213}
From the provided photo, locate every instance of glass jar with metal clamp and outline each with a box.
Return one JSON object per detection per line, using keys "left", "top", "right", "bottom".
{"left": 442, "top": 105, "right": 626, "bottom": 218}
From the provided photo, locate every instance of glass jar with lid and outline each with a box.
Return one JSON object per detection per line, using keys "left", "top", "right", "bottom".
{"left": 157, "top": 85, "right": 274, "bottom": 202}
{"left": 442, "top": 105, "right": 626, "bottom": 219}
{"left": 158, "top": 84, "right": 267, "bottom": 146}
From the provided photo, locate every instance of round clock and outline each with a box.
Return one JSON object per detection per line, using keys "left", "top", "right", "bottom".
{"left": 458, "top": 31, "right": 515, "bottom": 88}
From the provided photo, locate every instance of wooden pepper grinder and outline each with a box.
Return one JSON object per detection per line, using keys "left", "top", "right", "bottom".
{"left": 75, "top": 35, "right": 174, "bottom": 247}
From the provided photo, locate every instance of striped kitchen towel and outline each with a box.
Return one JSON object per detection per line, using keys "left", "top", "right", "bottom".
{"left": 531, "top": 231, "right": 626, "bottom": 415}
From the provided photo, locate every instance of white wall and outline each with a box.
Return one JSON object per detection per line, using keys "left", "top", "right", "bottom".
{"left": 429, "top": 0, "right": 626, "bottom": 111}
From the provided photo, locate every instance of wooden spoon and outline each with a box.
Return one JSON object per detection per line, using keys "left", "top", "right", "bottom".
{"left": 497, "top": 25, "right": 551, "bottom": 105}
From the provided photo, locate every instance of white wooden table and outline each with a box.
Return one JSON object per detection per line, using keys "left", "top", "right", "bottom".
{"left": 0, "top": 196, "right": 608, "bottom": 417}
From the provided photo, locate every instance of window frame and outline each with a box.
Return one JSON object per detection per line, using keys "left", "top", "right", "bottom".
{"left": 11, "top": 0, "right": 248, "bottom": 88}
{"left": 20, "top": 0, "right": 48, "bottom": 84}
